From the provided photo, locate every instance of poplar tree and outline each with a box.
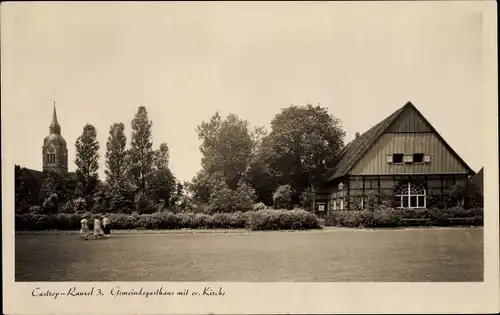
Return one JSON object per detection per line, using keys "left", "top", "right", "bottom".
{"left": 104, "top": 122, "right": 135, "bottom": 211}
{"left": 75, "top": 123, "right": 100, "bottom": 198}
{"left": 128, "top": 106, "right": 154, "bottom": 195}
{"left": 104, "top": 122, "right": 128, "bottom": 184}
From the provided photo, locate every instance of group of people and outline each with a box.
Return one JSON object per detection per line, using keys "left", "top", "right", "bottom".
{"left": 79, "top": 215, "right": 111, "bottom": 240}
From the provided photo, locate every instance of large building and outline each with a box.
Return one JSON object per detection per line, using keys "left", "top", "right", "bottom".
{"left": 314, "top": 101, "right": 478, "bottom": 214}
{"left": 15, "top": 105, "right": 73, "bottom": 207}
{"left": 42, "top": 104, "right": 69, "bottom": 173}
{"left": 16, "top": 104, "right": 71, "bottom": 186}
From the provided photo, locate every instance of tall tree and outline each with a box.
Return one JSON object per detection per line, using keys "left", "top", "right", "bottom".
{"left": 128, "top": 106, "right": 154, "bottom": 195}
{"left": 104, "top": 122, "right": 128, "bottom": 184}
{"left": 259, "top": 104, "right": 345, "bottom": 200}
{"left": 75, "top": 124, "right": 100, "bottom": 197}
{"left": 104, "top": 122, "right": 135, "bottom": 212}
{"left": 196, "top": 112, "right": 255, "bottom": 190}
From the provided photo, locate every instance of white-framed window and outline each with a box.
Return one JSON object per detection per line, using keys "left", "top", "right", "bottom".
{"left": 424, "top": 154, "right": 431, "bottom": 163}
{"left": 395, "top": 183, "right": 426, "bottom": 208}
{"left": 318, "top": 203, "right": 325, "bottom": 212}
{"left": 386, "top": 155, "right": 393, "bottom": 163}
{"left": 403, "top": 154, "right": 413, "bottom": 163}
{"left": 339, "top": 198, "right": 344, "bottom": 210}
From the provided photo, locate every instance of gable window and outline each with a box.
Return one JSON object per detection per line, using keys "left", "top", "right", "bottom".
{"left": 413, "top": 153, "right": 424, "bottom": 163}
{"left": 424, "top": 154, "right": 431, "bottom": 163}
{"left": 392, "top": 154, "right": 404, "bottom": 164}
{"left": 403, "top": 154, "right": 413, "bottom": 163}
{"left": 395, "top": 183, "right": 426, "bottom": 208}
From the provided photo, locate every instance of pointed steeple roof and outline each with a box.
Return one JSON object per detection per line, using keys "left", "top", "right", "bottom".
{"left": 51, "top": 102, "right": 59, "bottom": 127}
{"left": 49, "top": 102, "right": 61, "bottom": 135}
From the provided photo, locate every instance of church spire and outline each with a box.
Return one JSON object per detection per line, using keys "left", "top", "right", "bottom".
{"left": 49, "top": 102, "right": 61, "bottom": 134}
{"left": 51, "top": 101, "right": 59, "bottom": 125}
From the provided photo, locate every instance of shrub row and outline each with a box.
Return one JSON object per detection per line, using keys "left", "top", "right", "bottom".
{"left": 323, "top": 207, "right": 483, "bottom": 228}
{"left": 15, "top": 209, "right": 324, "bottom": 231}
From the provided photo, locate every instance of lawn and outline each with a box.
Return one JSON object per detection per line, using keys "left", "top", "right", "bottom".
{"left": 15, "top": 227, "right": 483, "bottom": 282}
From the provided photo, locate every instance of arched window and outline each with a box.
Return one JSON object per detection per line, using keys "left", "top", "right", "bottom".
{"left": 47, "top": 153, "right": 56, "bottom": 164}
{"left": 395, "top": 183, "right": 426, "bottom": 208}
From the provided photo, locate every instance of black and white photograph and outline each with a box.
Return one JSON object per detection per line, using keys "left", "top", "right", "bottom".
{"left": 2, "top": 1, "right": 498, "bottom": 314}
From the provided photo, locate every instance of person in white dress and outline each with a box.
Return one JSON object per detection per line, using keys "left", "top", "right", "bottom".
{"left": 93, "top": 216, "right": 105, "bottom": 239}
{"left": 80, "top": 217, "right": 90, "bottom": 240}
{"left": 103, "top": 215, "right": 111, "bottom": 238}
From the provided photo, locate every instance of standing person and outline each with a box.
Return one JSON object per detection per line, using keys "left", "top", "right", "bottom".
{"left": 80, "top": 217, "right": 90, "bottom": 240}
{"left": 93, "top": 216, "right": 104, "bottom": 240}
{"left": 103, "top": 215, "right": 111, "bottom": 238}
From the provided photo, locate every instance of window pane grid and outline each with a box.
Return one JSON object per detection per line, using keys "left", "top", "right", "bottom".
{"left": 395, "top": 182, "right": 426, "bottom": 209}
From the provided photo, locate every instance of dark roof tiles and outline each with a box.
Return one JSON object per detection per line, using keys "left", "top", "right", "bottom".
{"left": 327, "top": 103, "right": 406, "bottom": 181}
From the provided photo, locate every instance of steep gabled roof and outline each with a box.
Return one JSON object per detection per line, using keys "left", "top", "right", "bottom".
{"left": 326, "top": 101, "right": 475, "bottom": 181}
{"left": 20, "top": 167, "right": 76, "bottom": 182}
{"left": 22, "top": 168, "right": 43, "bottom": 182}
{"left": 467, "top": 167, "right": 484, "bottom": 194}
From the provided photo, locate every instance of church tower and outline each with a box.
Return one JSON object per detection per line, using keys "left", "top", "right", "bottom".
{"left": 42, "top": 103, "right": 68, "bottom": 173}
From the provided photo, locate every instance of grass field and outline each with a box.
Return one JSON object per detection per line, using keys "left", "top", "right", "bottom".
{"left": 15, "top": 227, "right": 483, "bottom": 282}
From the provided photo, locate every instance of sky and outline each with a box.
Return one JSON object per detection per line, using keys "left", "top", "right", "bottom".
{"left": 1, "top": 1, "right": 491, "bottom": 183}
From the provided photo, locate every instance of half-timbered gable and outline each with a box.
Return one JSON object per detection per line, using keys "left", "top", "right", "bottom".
{"left": 314, "top": 101, "right": 476, "bottom": 214}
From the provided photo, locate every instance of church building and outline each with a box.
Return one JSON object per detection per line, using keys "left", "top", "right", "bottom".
{"left": 313, "top": 101, "right": 480, "bottom": 214}
{"left": 42, "top": 104, "right": 69, "bottom": 173}
{"left": 15, "top": 104, "right": 72, "bottom": 191}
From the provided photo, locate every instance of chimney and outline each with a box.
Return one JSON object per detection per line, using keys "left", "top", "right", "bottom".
{"left": 355, "top": 132, "right": 360, "bottom": 139}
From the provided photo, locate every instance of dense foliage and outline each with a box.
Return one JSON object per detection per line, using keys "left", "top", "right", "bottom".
{"left": 17, "top": 104, "right": 345, "bottom": 215}
{"left": 14, "top": 103, "right": 483, "bottom": 232}
{"left": 323, "top": 207, "right": 483, "bottom": 228}
{"left": 15, "top": 208, "right": 323, "bottom": 231}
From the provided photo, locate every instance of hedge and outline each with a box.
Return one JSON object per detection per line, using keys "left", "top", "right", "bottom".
{"left": 15, "top": 209, "right": 324, "bottom": 231}
{"left": 323, "top": 207, "right": 483, "bottom": 228}
{"left": 15, "top": 207, "right": 482, "bottom": 231}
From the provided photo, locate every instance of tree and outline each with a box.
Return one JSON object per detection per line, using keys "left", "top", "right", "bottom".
{"left": 39, "top": 168, "right": 69, "bottom": 213}
{"left": 206, "top": 178, "right": 256, "bottom": 213}
{"left": 105, "top": 122, "right": 128, "bottom": 184}
{"left": 259, "top": 104, "right": 345, "bottom": 202}
{"left": 196, "top": 112, "right": 255, "bottom": 190}
{"left": 108, "top": 178, "right": 136, "bottom": 212}
{"left": 15, "top": 165, "right": 41, "bottom": 213}
{"left": 75, "top": 124, "right": 100, "bottom": 198}
{"left": 188, "top": 170, "right": 224, "bottom": 204}
{"left": 245, "top": 158, "right": 276, "bottom": 205}
{"left": 103, "top": 122, "right": 136, "bottom": 212}
{"left": 170, "top": 181, "right": 184, "bottom": 206}
{"left": 272, "top": 184, "right": 295, "bottom": 209}
{"left": 448, "top": 184, "right": 466, "bottom": 207}
{"left": 128, "top": 106, "right": 154, "bottom": 195}
{"left": 149, "top": 142, "right": 177, "bottom": 206}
